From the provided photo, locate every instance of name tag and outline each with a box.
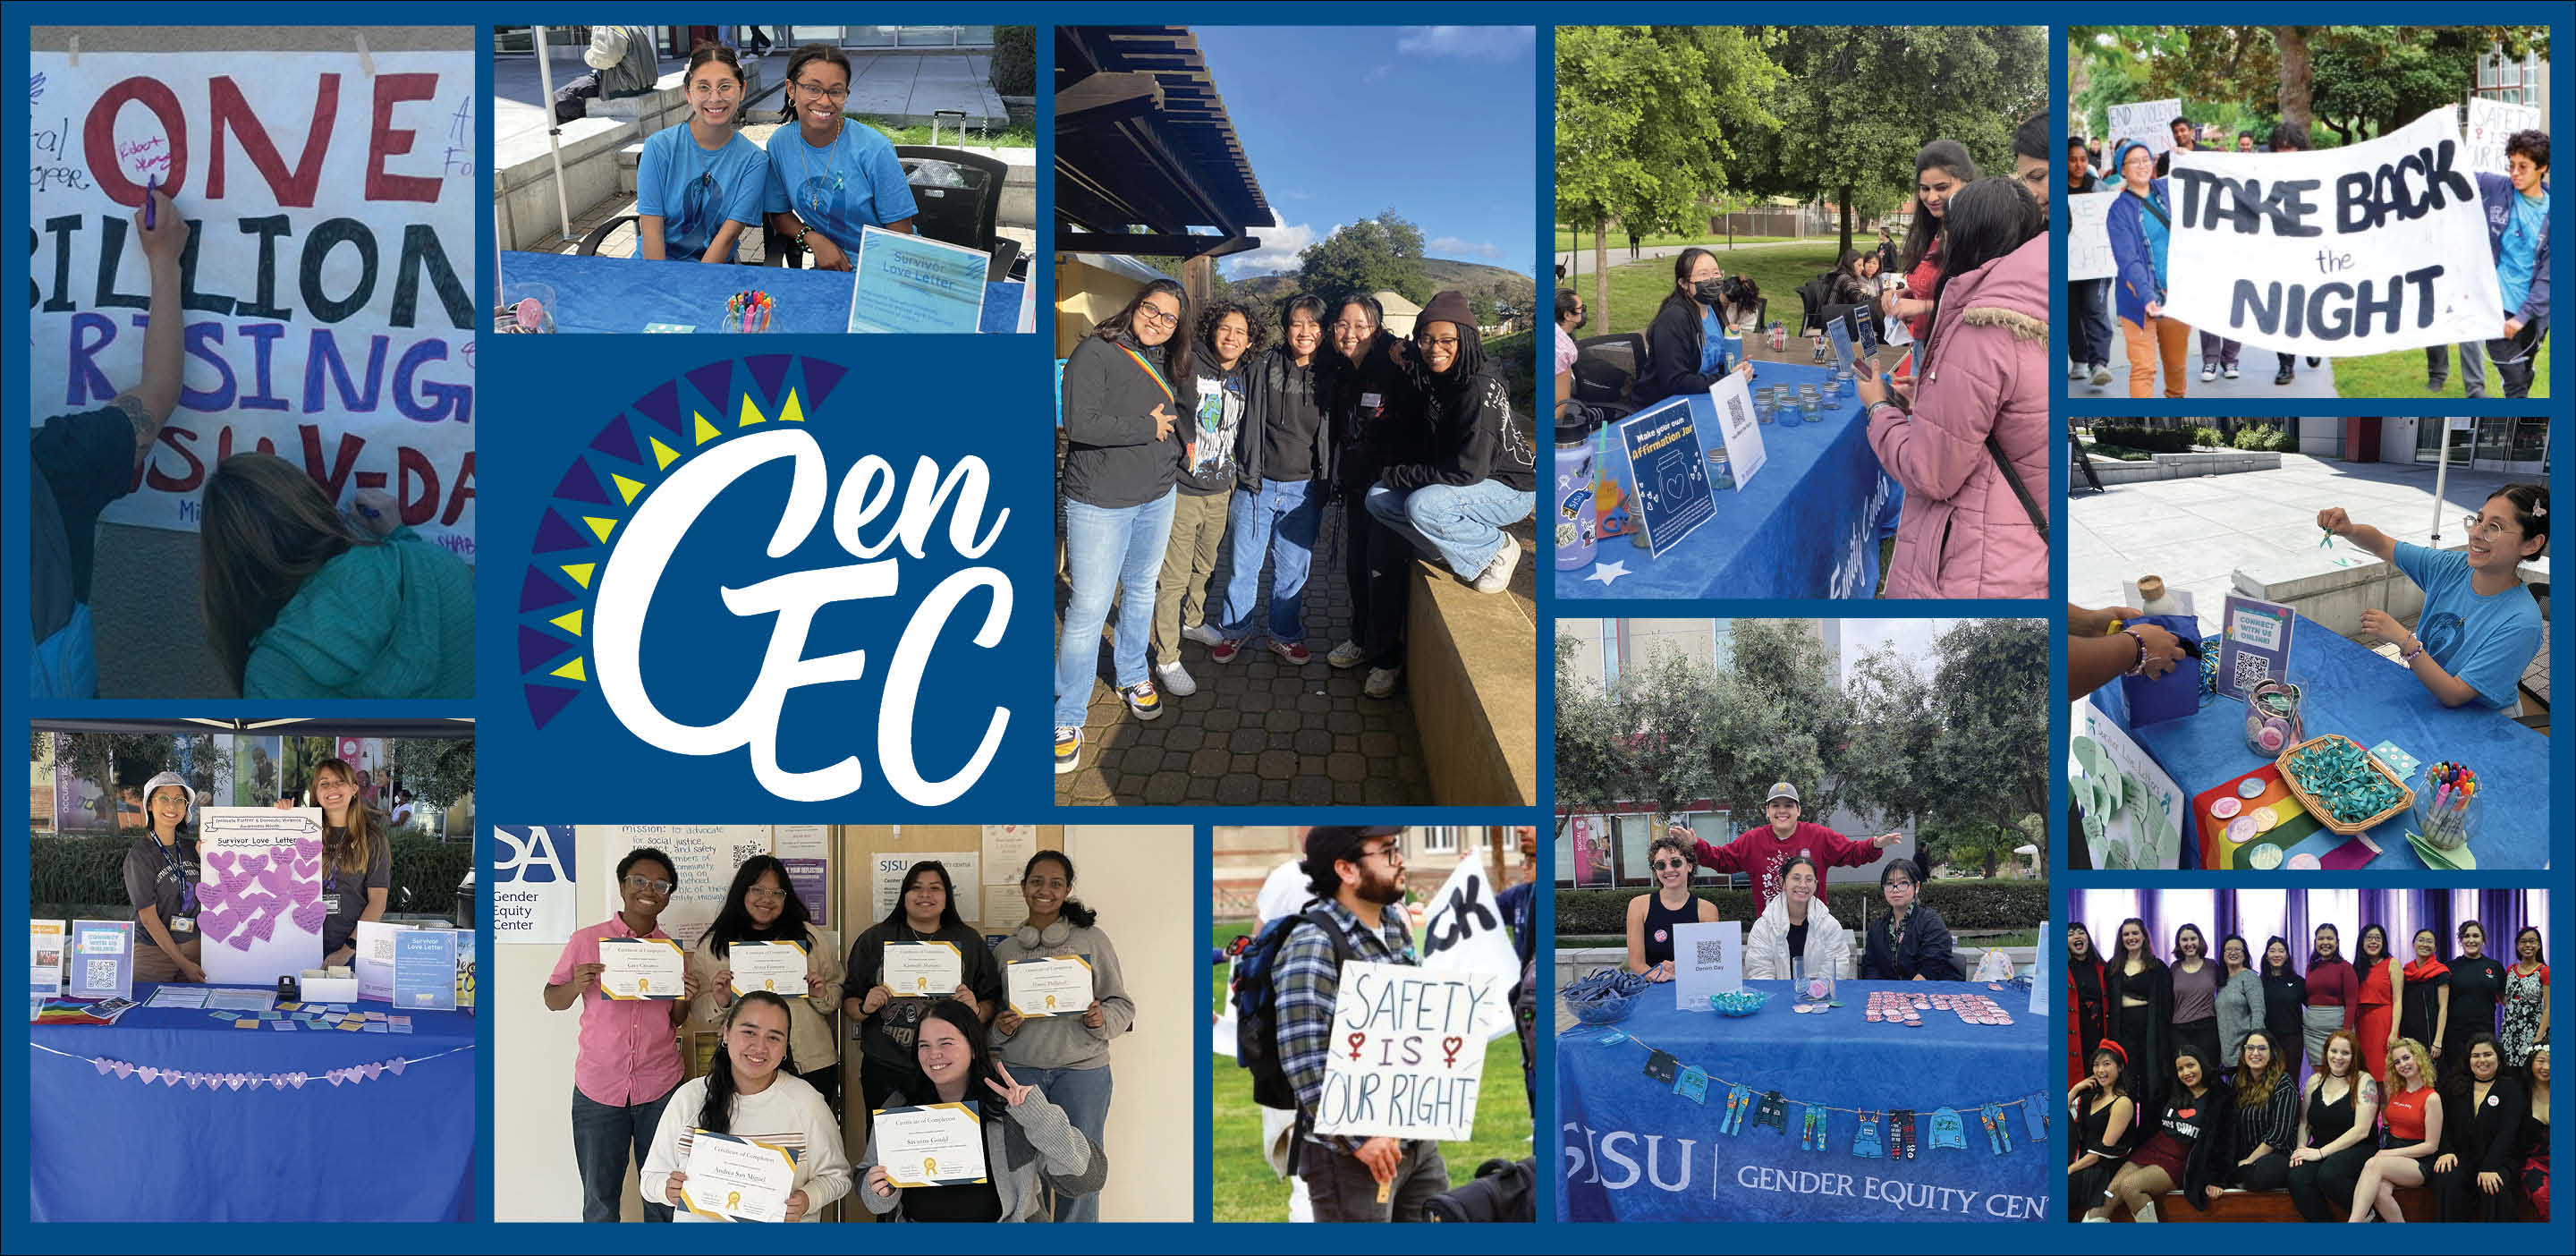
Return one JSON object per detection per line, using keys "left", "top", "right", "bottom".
{"left": 171, "top": 916, "right": 196, "bottom": 936}
{"left": 321, "top": 892, "right": 342, "bottom": 917}
{"left": 1361, "top": 392, "right": 1383, "bottom": 409}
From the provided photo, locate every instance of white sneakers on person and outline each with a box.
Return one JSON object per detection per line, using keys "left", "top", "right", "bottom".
{"left": 1471, "top": 537, "right": 1521, "bottom": 593}
{"left": 1157, "top": 659, "right": 1197, "bottom": 697}
{"left": 1364, "top": 666, "right": 1402, "bottom": 699}
{"left": 1326, "top": 640, "right": 1367, "bottom": 670}
{"left": 1182, "top": 622, "right": 1226, "bottom": 648}
{"left": 2199, "top": 365, "right": 2217, "bottom": 383}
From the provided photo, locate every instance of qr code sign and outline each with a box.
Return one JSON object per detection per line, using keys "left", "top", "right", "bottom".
{"left": 2233, "top": 651, "right": 2272, "bottom": 693}
{"left": 84, "top": 958, "right": 118, "bottom": 989}
{"left": 1694, "top": 938, "right": 1727, "bottom": 966}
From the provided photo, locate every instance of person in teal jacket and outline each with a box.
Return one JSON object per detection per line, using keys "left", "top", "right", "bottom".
{"left": 197, "top": 453, "right": 475, "bottom": 699}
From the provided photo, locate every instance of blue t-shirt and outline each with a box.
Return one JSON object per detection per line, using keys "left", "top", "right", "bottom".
{"left": 1698, "top": 308, "right": 1729, "bottom": 376}
{"left": 2140, "top": 189, "right": 2172, "bottom": 287}
{"left": 2393, "top": 541, "right": 2544, "bottom": 709}
{"left": 634, "top": 123, "right": 768, "bottom": 262}
{"left": 763, "top": 120, "right": 920, "bottom": 249}
{"left": 2497, "top": 190, "right": 2547, "bottom": 315}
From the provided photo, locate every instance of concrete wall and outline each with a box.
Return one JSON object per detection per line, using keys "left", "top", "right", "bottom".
{"left": 1406, "top": 566, "right": 1537, "bottom": 805}
{"left": 2089, "top": 449, "right": 2284, "bottom": 484}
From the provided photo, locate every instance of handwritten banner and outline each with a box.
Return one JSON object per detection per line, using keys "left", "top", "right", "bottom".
{"left": 28, "top": 52, "right": 478, "bottom": 557}
{"left": 2163, "top": 108, "right": 2504, "bottom": 357}
{"left": 1313, "top": 961, "right": 1497, "bottom": 1142}
{"left": 2106, "top": 98, "right": 2181, "bottom": 158}
{"left": 2463, "top": 98, "right": 2541, "bottom": 177}
{"left": 2066, "top": 190, "right": 2120, "bottom": 282}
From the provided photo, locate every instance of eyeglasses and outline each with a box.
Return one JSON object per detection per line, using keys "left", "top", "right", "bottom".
{"left": 2462, "top": 514, "right": 2518, "bottom": 540}
{"left": 744, "top": 887, "right": 787, "bottom": 903}
{"left": 1135, "top": 306, "right": 1179, "bottom": 329}
{"left": 1357, "top": 844, "right": 1404, "bottom": 866}
{"left": 793, "top": 81, "right": 851, "bottom": 100}
{"left": 1418, "top": 335, "right": 1462, "bottom": 351}
{"left": 624, "top": 876, "right": 674, "bottom": 895}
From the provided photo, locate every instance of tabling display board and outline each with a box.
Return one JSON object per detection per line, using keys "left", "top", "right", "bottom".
{"left": 28, "top": 51, "right": 477, "bottom": 557}
{"left": 195, "top": 807, "right": 326, "bottom": 985}
{"left": 847, "top": 225, "right": 990, "bottom": 335}
{"left": 1616, "top": 398, "right": 1718, "bottom": 558}
{"left": 2163, "top": 108, "right": 2507, "bottom": 357}
{"left": 593, "top": 825, "right": 773, "bottom": 948}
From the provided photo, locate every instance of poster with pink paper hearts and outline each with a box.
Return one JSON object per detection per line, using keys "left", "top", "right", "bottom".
{"left": 195, "top": 807, "right": 327, "bottom": 986}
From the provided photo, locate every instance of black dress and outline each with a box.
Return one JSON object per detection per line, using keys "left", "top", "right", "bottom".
{"left": 2261, "top": 967, "right": 2307, "bottom": 1076}
{"left": 2284, "top": 1077, "right": 2375, "bottom": 1221}
{"left": 2110, "top": 959, "right": 2175, "bottom": 1117}
{"left": 2431, "top": 1077, "right": 2527, "bottom": 1221}
{"left": 2070, "top": 956, "right": 2110, "bottom": 1086}
{"left": 2067, "top": 1091, "right": 2131, "bottom": 1215}
{"left": 2398, "top": 961, "right": 2447, "bottom": 1054}
{"left": 2516, "top": 1102, "right": 2549, "bottom": 1220}
{"left": 2444, "top": 957, "right": 2507, "bottom": 1067}
{"left": 1638, "top": 893, "right": 1700, "bottom": 968}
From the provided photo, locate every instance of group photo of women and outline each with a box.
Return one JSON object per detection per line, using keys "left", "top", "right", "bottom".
{"left": 493, "top": 826, "right": 1194, "bottom": 1223}
{"left": 2067, "top": 887, "right": 2549, "bottom": 1222}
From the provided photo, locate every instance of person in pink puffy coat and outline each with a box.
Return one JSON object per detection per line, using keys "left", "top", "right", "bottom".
{"left": 1856, "top": 176, "right": 2050, "bottom": 599}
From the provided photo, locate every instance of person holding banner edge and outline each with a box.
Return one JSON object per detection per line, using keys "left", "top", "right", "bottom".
{"left": 2263, "top": 123, "right": 2326, "bottom": 386}
{"left": 991, "top": 850, "right": 1133, "bottom": 1223}
{"left": 686, "top": 856, "right": 846, "bottom": 1112}
{"left": 763, "top": 44, "right": 919, "bottom": 274}
{"left": 2479, "top": 130, "right": 2550, "bottom": 399}
{"left": 2313, "top": 485, "right": 2547, "bottom": 711}
{"left": 545, "top": 847, "right": 704, "bottom": 1222}
{"left": 643, "top": 991, "right": 852, "bottom": 1222}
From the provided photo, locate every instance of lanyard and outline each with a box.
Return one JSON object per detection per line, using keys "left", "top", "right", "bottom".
{"left": 152, "top": 833, "right": 198, "bottom": 915}
{"left": 1117, "top": 344, "right": 1176, "bottom": 407}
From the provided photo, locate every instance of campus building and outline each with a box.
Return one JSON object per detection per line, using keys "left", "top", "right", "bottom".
{"left": 1210, "top": 825, "right": 1533, "bottom": 920}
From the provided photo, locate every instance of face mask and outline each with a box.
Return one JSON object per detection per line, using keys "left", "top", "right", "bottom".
{"left": 1573, "top": 311, "right": 1589, "bottom": 331}
{"left": 1691, "top": 277, "right": 1728, "bottom": 303}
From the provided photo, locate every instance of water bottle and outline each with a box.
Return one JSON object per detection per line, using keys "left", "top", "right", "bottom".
{"left": 1555, "top": 413, "right": 1598, "bottom": 570}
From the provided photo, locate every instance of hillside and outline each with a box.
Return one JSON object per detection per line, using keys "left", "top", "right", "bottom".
{"left": 1227, "top": 259, "right": 1538, "bottom": 313}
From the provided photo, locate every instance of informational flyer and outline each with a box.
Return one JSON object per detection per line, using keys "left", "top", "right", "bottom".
{"left": 681, "top": 1130, "right": 801, "bottom": 1221}
{"left": 873, "top": 1102, "right": 989, "bottom": 1186}
{"left": 69, "top": 920, "right": 134, "bottom": 1001}
{"left": 30, "top": 921, "right": 65, "bottom": 999}
{"left": 2217, "top": 594, "right": 2296, "bottom": 703}
{"left": 393, "top": 930, "right": 460, "bottom": 1012}
{"left": 1005, "top": 955, "right": 1093, "bottom": 1018}
{"left": 354, "top": 920, "right": 416, "bottom": 1003}
{"left": 1617, "top": 397, "right": 1716, "bottom": 558}
{"left": 882, "top": 940, "right": 963, "bottom": 997}
{"left": 727, "top": 940, "right": 810, "bottom": 997}
{"left": 847, "top": 225, "right": 989, "bottom": 335}
{"left": 599, "top": 937, "right": 687, "bottom": 1000}
{"left": 1673, "top": 920, "right": 1745, "bottom": 1006}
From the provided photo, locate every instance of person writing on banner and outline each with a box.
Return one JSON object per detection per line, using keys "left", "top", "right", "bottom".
{"left": 2214, "top": 1030, "right": 2297, "bottom": 1197}
{"left": 1054, "top": 279, "right": 1191, "bottom": 776}
{"left": 1625, "top": 831, "right": 1717, "bottom": 982}
{"left": 197, "top": 453, "right": 475, "bottom": 700}
{"left": 2166, "top": 923, "right": 2223, "bottom": 1074}
{"left": 2499, "top": 926, "right": 2548, "bottom": 1068}
{"left": 2261, "top": 124, "right": 2326, "bottom": 386}
{"left": 2353, "top": 923, "right": 2402, "bottom": 1082}
{"left": 2444, "top": 921, "right": 2507, "bottom": 1068}
{"left": 30, "top": 187, "right": 187, "bottom": 699}
{"left": 2349, "top": 1037, "right": 2445, "bottom": 1222}
{"left": 2063, "top": 132, "right": 2115, "bottom": 388}
{"left": 2302, "top": 924, "right": 2361, "bottom": 1071}
{"left": 545, "top": 847, "right": 702, "bottom": 1222}
{"left": 635, "top": 44, "right": 768, "bottom": 263}
{"left": 1858, "top": 859, "right": 1960, "bottom": 982}
{"left": 1632, "top": 249, "right": 1757, "bottom": 407}
{"left": 1680, "top": 782, "right": 1899, "bottom": 920}
{"left": 287, "top": 758, "right": 390, "bottom": 967}
{"left": 1366, "top": 291, "right": 1537, "bottom": 596}
{"left": 2285, "top": 1030, "right": 2383, "bottom": 1220}
{"left": 1742, "top": 855, "right": 1853, "bottom": 980}
{"left": 1323, "top": 294, "right": 1431, "bottom": 700}
{"left": 125, "top": 771, "right": 204, "bottom": 984}
{"left": 859, "top": 1001, "right": 1107, "bottom": 1222}
{"left": 2260, "top": 937, "right": 2309, "bottom": 1079}
{"left": 1882, "top": 140, "right": 1979, "bottom": 346}
{"left": 643, "top": 991, "right": 852, "bottom": 1222}
{"left": 2314, "top": 484, "right": 2548, "bottom": 710}
{"left": 1275, "top": 827, "right": 1452, "bottom": 1220}
{"left": 2105, "top": 140, "right": 2190, "bottom": 398}
{"left": 763, "top": 44, "right": 919, "bottom": 272}
{"left": 1156, "top": 299, "right": 1263, "bottom": 697}
{"left": 2107, "top": 918, "right": 2175, "bottom": 1121}
{"left": 2400, "top": 929, "right": 2452, "bottom": 1073}
{"left": 2069, "top": 924, "right": 2114, "bottom": 1086}
{"left": 685, "top": 856, "right": 846, "bottom": 1111}
{"left": 2430, "top": 1032, "right": 2526, "bottom": 1221}
{"left": 843, "top": 861, "right": 1003, "bottom": 1116}
{"left": 1857, "top": 177, "right": 2050, "bottom": 599}
{"left": 1211, "top": 294, "right": 1336, "bottom": 673}
{"left": 990, "top": 850, "right": 1134, "bottom": 1223}
{"left": 2088, "top": 1042, "right": 2228, "bottom": 1220}
{"left": 2068, "top": 1043, "right": 2137, "bottom": 1216}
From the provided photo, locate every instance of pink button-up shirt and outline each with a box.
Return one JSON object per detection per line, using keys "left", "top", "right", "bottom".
{"left": 551, "top": 914, "right": 684, "bottom": 1107}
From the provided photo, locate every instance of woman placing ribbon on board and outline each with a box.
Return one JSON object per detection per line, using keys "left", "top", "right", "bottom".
{"left": 764, "top": 44, "right": 919, "bottom": 272}
{"left": 635, "top": 43, "right": 768, "bottom": 263}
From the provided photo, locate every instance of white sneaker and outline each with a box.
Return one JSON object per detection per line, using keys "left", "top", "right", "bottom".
{"left": 1182, "top": 622, "right": 1226, "bottom": 648}
{"left": 2199, "top": 365, "right": 2216, "bottom": 383}
{"left": 1364, "top": 666, "right": 1402, "bottom": 699}
{"left": 2089, "top": 363, "right": 2112, "bottom": 386}
{"left": 1156, "top": 659, "right": 1197, "bottom": 697}
{"left": 2066, "top": 361, "right": 2085, "bottom": 380}
{"left": 1471, "top": 537, "right": 1521, "bottom": 593}
{"left": 1326, "top": 640, "right": 1367, "bottom": 670}
{"left": 2222, "top": 363, "right": 2240, "bottom": 380}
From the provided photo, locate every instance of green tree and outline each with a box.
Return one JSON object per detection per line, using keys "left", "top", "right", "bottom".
{"left": 391, "top": 738, "right": 478, "bottom": 810}
{"left": 1747, "top": 26, "right": 2046, "bottom": 258}
{"left": 1552, "top": 632, "right": 1722, "bottom": 838}
{"left": 56, "top": 733, "right": 175, "bottom": 798}
{"left": 1841, "top": 619, "right": 2050, "bottom": 867}
{"left": 1292, "top": 210, "right": 1430, "bottom": 305}
{"left": 2071, "top": 26, "right": 2549, "bottom": 146}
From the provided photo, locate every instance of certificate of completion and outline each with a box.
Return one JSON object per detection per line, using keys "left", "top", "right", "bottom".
{"left": 599, "top": 938, "right": 686, "bottom": 1000}
{"left": 1005, "top": 955, "right": 1094, "bottom": 1018}
{"left": 874, "top": 1102, "right": 987, "bottom": 1186}
{"left": 728, "top": 940, "right": 809, "bottom": 997}
{"left": 881, "top": 940, "right": 962, "bottom": 997}
{"left": 680, "top": 1129, "right": 800, "bottom": 1222}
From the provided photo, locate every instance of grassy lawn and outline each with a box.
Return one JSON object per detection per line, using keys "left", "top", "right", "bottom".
{"left": 1211, "top": 923, "right": 1532, "bottom": 1223}
{"left": 853, "top": 115, "right": 1038, "bottom": 149}
{"left": 2330, "top": 338, "right": 2552, "bottom": 400}
{"left": 1556, "top": 228, "right": 1791, "bottom": 252}
{"left": 1568, "top": 243, "right": 1849, "bottom": 338}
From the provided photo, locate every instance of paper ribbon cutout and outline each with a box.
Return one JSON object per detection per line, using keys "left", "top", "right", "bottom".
{"left": 38, "top": 1048, "right": 467, "bottom": 1097}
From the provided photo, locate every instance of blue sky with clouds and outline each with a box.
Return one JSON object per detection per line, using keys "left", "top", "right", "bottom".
{"left": 1188, "top": 25, "right": 1537, "bottom": 281}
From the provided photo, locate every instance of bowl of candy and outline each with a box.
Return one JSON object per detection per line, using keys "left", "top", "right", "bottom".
{"left": 1708, "top": 990, "right": 1772, "bottom": 1018}
{"left": 1563, "top": 969, "right": 1653, "bottom": 1025}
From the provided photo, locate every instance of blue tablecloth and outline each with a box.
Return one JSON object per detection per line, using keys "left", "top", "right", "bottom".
{"left": 1559, "top": 362, "right": 1901, "bottom": 599}
{"left": 2097, "top": 612, "right": 2553, "bottom": 869}
{"left": 1559, "top": 980, "right": 2048, "bottom": 1223}
{"left": 499, "top": 250, "right": 1025, "bottom": 335}
{"left": 29, "top": 985, "right": 477, "bottom": 1221}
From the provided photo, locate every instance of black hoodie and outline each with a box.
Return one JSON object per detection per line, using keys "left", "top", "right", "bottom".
{"left": 1380, "top": 363, "right": 1535, "bottom": 494}
{"left": 1332, "top": 332, "right": 1429, "bottom": 490}
{"left": 1233, "top": 344, "right": 1336, "bottom": 490}
{"left": 1061, "top": 331, "right": 1184, "bottom": 509}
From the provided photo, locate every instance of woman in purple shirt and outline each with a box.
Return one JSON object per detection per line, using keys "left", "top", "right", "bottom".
{"left": 2170, "top": 923, "right": 2223, "bottom": 1080}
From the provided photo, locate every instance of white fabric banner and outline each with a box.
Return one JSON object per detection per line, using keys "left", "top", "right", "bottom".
{"left": 28, "top": 51, "right": 478, "bottom": 556}
{"left": 2163, "top": 108, "right": 2504, "bottom": 357}
{"left": 1417, "top": 859, "right": 1521, "bottom": 1040}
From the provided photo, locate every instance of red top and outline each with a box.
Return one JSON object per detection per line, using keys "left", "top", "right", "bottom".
{"left": 2357, "top": 956, "right": 2394, "bottom": 1011}
{"left": 2304, "top": 957, "right": 2359, "bottom": 1027}
{"left": 1903, "top": 250, "right": 1943, "bottom": 343}
{"left": 1690, "top": 820, "right": 1882, "bottom": 920}
{"left": 2382, "top": 1082, "right": 2434, "bottom": 1144}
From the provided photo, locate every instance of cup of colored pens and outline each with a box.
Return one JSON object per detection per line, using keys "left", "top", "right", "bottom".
{"left": 722, "top": 291, "right": 775, "bottom": 333}
{"left": 2412, "top": 761, "right": 2479, "bottom": 851}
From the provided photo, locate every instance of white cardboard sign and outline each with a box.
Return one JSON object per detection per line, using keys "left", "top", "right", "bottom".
{"left": 1311, "top": 961, "right": 1496, "bottom": 1142}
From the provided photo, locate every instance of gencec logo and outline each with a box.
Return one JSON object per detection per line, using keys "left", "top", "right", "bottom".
{"left": 515, "top": 355, "right": 1009, "bottom": 803}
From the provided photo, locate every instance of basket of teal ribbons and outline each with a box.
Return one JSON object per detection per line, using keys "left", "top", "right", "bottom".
{"left": 1563, "top": 969, "right": 1653, "bottom": 1025}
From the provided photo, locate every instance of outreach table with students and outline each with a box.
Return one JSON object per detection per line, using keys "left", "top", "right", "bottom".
{"left": 2095, "top": 609, "right": 2552, "bottom": 870}
{"left": 497, "top": 250, "right": 1027, "bottom": 335}
{"left": 1559, "top": 979, "right": 2048, "bottom": 1223}
{"left": 27, "top": 984, "right": 478, "bottom": 1221}
{"left": 1558, "top": 361, "right": 1902, "bottom": 600}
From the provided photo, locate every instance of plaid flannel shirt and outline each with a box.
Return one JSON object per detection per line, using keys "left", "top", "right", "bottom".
{"left": 1275, "top": 897, "right": 1418, "bottom": 1156}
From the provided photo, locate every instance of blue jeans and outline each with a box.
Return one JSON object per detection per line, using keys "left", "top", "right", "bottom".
{"left": 1216, "top": 479, "right": 1324, "bottom": 644}
{"left": 571, "top": 1084, "right": 675, "bottom": 1221}
{"left": 1017, "top": 1065, "right": 1113, "bottom": 1221}
{"left": 1365, "top": 481, "right": 1537, "bottom": 579}
{"left": 1055, "top": 488, "right": 1176, "bottom": 727}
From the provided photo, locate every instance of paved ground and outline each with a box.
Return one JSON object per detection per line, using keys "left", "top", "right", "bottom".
{"left": 495, "top": 47, "right": 1001, "bottom": 157}
{"left": 2092, "top": 339, "right": 2339, "bottom": 399}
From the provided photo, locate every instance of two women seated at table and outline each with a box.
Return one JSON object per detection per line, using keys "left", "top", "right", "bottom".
{"left": 1625, "top": 833, "right": 1716, "bottom": 981}
{"left": 2316, "top": 485, "right": 2548, "bottom": 711}
{"left": 1742, "top": 855, "right": 1853, "bottom": 979}
{"left": 636, "top": 44, "right": 768, "bottom": 263}
{"left": 1860, "top": 859, "right": 1961, "bottom": 981}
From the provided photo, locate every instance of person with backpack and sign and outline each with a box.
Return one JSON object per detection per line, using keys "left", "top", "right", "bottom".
{"left": 1233, "top": 826, "right": 1451, "bottom": 1220}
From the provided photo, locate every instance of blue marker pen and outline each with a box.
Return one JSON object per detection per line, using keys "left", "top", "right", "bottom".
{"left": 145, "top": 177, "right": 157, "bottom": 228}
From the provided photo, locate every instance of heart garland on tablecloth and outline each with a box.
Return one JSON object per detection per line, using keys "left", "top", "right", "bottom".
{"left": 35, "top": 1044, "right": 470, "bottom": 1094}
